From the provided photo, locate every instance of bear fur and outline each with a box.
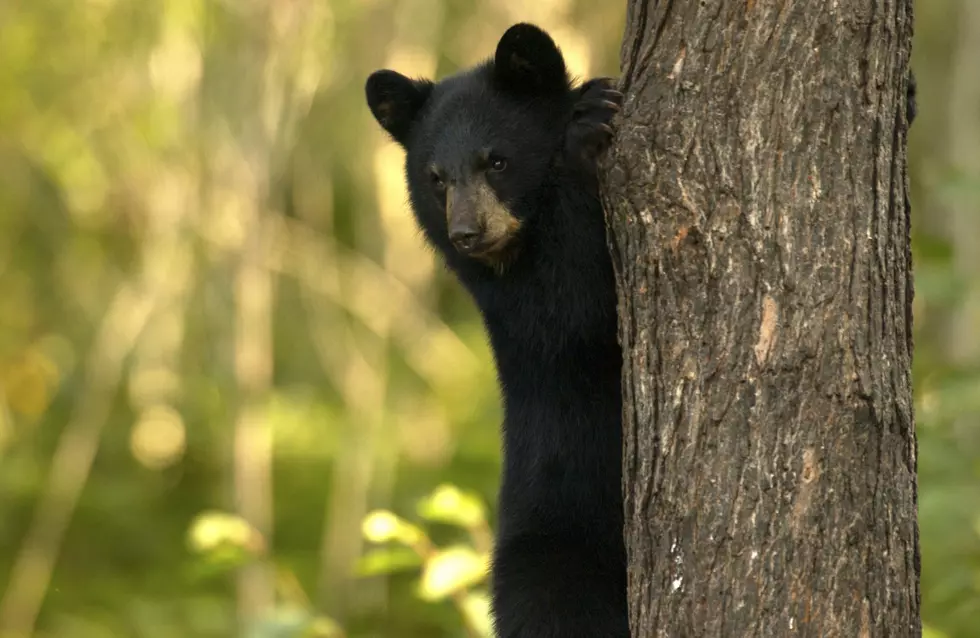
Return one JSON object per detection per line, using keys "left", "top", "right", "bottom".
{"left": 366, "top": 23, "right": 628, "bottom": 638}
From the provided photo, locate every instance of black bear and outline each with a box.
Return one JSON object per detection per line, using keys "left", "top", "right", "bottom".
{"left": 365, "top": 24, "right": 628, "bottom": 638}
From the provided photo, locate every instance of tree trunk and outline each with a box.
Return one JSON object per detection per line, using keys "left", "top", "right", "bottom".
{"left": 602, "top": 1, "right": 920, "bottom": 636}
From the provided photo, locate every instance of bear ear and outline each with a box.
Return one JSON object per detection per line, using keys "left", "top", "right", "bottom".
{"left": 365, "top": 70, "right": 434, "bottom": 146}
{"left": 493, "top": 23, "right": 568, "bottom": 94}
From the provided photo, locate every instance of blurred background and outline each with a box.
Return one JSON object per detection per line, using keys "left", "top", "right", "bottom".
{"left": 0, "top": 0, "right": 975, "bottom": 636}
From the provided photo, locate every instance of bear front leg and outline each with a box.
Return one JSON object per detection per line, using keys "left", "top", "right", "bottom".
{"left": 564, "top": 77, "right": 624, "bottom": 175}
{"left": 491, "top": 533, "right": 629, "bottom": 638}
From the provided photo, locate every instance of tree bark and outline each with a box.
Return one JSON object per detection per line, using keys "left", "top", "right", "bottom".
{"left": 602, "top": 1, "right": 920, "bottom": 636}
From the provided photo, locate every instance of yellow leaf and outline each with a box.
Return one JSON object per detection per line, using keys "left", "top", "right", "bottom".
{"left": 306, "top": 616, "right": 344, "bottom": 637}
{"left": 418, "top": 545, "right": 488, "bottom": 601}
{"left": 362, "top": 510, "right": 424, "bottom": 546}
{"left": 417, "top": 484, "right": 487, "bottom": 529}
{"left": 1, "top": 347, "right": 59, "bottom": 418}
{"left": 188, "top": 511, "right": 264, "bottom": 555}
{"left": 460, "top": 590, "right": 494, "bottom": 637}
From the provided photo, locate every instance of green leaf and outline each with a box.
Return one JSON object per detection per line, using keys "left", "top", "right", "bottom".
{"left": 244, "top": 605, "right": 311, "bottom": 638}
{"left": 417, "top": 483, "right": 487, "bottom": 529}
{"left": 355, "top": 547, "right": 424, "bottom": 577}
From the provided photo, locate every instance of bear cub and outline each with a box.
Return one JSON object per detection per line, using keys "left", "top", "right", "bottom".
{"left": 366, "top": 24, "right": 628, "bottom": 638}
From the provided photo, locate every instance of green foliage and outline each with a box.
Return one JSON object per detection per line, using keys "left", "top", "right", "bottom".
{"left": 358, "top": 485, "right": 494, "bottom": 635}
{"left": 186, "top": 512, "right": 345, "bottom": 638}
{"left": 0, "top": 0, "right": 976, "bottom": 637}
{"left": 183, "top": 485, "right": 493, "bottom": 637}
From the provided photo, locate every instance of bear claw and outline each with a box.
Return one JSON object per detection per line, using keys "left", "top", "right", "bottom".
{"left": 565, "top": 78, "right": 623, "bottom": 170}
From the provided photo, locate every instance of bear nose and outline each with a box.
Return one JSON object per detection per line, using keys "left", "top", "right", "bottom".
{"left": 449, "top": 223, "right": 481, "bottom": 253}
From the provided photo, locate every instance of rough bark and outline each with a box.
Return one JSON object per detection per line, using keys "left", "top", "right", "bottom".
{"left": 601, "top": 1, "right": 920, "bottom": 636}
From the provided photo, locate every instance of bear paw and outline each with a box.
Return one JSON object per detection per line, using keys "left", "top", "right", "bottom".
{"left": 564, "top": 77, "right": 623, "bottom": 171}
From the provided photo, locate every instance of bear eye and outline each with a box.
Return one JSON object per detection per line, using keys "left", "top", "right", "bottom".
{"left": 430, "top": 170, "right": 446, "bottom": 190}
{"left": 488, "top": 156, "right": 507, "bottom": 172}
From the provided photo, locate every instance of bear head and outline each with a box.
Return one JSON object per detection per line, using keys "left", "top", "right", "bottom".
{"left": 365, "top": 23, "right": 574, "bottom": 270}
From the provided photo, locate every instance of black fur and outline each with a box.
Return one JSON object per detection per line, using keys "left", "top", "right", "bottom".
{"left": 365, "top": 71, "right": 434, "bottom": 146}
{"left": 907, "top": 70, "right": 917, "bottom": 126}
{"left": 366, "top": 23, "right": 628, "bottom": 638}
